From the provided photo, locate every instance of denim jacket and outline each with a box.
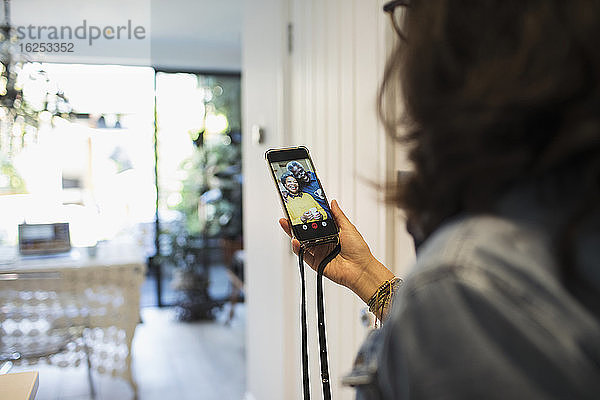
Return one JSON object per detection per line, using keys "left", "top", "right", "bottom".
{"left": 344, "top": 181, "right": 600, "bottom": 399}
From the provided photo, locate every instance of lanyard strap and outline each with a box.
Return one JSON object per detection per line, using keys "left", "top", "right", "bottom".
{"left": 298, "top": 248, "right": 311, "bottom": 400}
{"left": 316, "top": 243, "right": 340, "bottom": 400}
{"left": 298, "top": 242, "right": 341, "bottom": 400}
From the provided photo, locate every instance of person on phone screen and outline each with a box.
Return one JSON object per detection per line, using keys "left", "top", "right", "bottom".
{"left": 286, "top": 161, "right": 332, "bottom": 219}
{"left": 280, "top": 172, "right": 327, "bottom": 224}
{"left": 278, "top": 0, "right": 600, "bottom": 398}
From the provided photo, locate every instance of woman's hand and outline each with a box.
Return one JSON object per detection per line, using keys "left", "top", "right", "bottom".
{"left": 279, "top": 199, "right": 395, "bottom": 303}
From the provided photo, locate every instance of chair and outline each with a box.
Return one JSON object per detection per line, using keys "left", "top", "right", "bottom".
{"left": 0, "top": 271, "right": 96, "bottom": 399}
{"left": 224, "top": 249, "right": 245, "bottom": 324}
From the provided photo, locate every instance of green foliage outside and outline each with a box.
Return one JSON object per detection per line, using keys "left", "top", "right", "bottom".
{"left": 174, "top": 75, "right": 242, "bottom": 239}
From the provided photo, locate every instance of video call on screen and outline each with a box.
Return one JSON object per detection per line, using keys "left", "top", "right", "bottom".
{"left": 271, "top": 158, "right": 334, "bottom": 234}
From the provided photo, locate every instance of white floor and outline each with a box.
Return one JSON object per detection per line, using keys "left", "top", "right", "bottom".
{"left": 10, "top": 305, "right": 246, "bottom": 400}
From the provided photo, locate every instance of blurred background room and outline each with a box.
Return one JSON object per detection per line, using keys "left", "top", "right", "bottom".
{"left": 0, "top": 0, "right": 414, "bottom": 399}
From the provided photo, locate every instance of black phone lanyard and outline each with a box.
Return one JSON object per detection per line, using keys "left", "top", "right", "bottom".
{"left": 298, "top": 243, "right": 341, "bottom": 400}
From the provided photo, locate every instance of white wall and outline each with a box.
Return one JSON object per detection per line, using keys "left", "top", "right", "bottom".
{"left": 287, "top": 0, "right": 415, "bottom": 398}
{"left": 150, "top": 0, "right": 242, "bottom": 71}
{"left": 7, "top": 0, "right": 241, "bottom": 71}
{"left": 242, "top": 0, "right": 296, "bottom": 399}
{"left": 243, "top": 0, "right": 415, "bottom": 399}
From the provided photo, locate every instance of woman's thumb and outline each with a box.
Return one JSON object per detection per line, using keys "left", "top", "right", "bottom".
{"left": 330, "top": 199, "right": 353, "bottom": 229}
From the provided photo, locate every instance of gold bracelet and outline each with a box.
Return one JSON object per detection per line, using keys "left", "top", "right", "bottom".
{"left": 367, "top": 277, "right": 402, "bottom": 325}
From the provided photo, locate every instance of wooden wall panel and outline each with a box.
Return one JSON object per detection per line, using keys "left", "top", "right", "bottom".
{"left": 283, "top": 1, "right": 415, "bottom": 399}
{"left": 242, "top": 0, "right": 416, "bottom": 398}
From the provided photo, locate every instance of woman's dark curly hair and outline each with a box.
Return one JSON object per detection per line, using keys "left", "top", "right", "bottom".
{"left": 380, "top": 0, "right": 600, "bottom": 241}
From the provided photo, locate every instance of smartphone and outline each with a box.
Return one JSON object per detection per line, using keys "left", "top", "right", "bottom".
{"left": 266, "top": 146, "right": 339, "bottom": 246}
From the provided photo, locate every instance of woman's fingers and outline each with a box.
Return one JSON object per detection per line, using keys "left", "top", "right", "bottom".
{"left": 279, "top": 218, "right": 292, "bottom": 237}
{"left": 291, "top": 238, "right": 302, "bottom": 255}
{"left": 280, "top": 216, "right": 336, "bottom": 271}
{"left": 302, "top": 243, "right": 337, "bottom": 272}
{"left": 281, "top": 219, "right": 308, "bottom": 253}
{"left": 302, "top": 249, "right": 316, "bottom": 266}
{"left": 280, "top": 218, "right": 302, "bottom": 256}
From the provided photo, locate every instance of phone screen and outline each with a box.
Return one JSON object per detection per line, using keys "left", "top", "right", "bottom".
{"left": 267, "top": 148, "right": 338, "bottom": 242}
